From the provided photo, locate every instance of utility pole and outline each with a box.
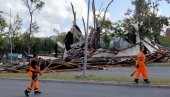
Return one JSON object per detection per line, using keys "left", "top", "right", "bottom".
{"left": 83, "top": 0, "right": 90, "bottom": 76}
{"left": 10, "top": 8, "right": 12, "bottom": 65}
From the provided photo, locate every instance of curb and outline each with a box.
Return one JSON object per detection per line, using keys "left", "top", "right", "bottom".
{"left": 1, "top": 78, "right": 170, "bottom": 89}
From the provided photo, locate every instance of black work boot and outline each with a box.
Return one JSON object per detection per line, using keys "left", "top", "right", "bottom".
{"left": 24, "top": 89, "right": 30, "bottom": 97}
{"left": 144, "top": 79, "right": 150, "bottom": 84}
{"left": 34, "top": 90, "right": 42, "bottom": 95}
{"left": 134, "top": 78, "right": 139, "bottom": 84}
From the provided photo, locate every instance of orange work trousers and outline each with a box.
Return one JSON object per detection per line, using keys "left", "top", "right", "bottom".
{"left": 27, "top": 71, "right": 39, "bottom": 90}
{"left": 135, "top": 61, "right": 148, "bottom": 79}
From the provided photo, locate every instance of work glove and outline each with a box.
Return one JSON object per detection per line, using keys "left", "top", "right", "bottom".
{"left": 136, "top": 65, "right": 139, "bottom": 68}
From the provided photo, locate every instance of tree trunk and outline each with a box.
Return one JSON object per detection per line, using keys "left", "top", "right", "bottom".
{"left": 28, "top": 13, "right": 33, "bottom": 54}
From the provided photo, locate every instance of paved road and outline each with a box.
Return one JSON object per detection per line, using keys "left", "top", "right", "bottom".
{"left": 62, "top": 67, "right": 170, "bottom": 78}
{"left": 0, "top": 79, "right": 170, "bottom": 97}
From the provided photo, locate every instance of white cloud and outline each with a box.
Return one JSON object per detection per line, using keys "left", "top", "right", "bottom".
{"left": 0, "top": 0, "right": 116, "bottom": 37}
{"left": 0, "top": 0, "right": 87, "bottom": 37}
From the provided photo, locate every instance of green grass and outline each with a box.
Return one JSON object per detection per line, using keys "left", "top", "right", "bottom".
{"left": 147, "top": 63, "right": 170, "bottom": 67}
{"left": 0, "top": 72, "right": 27, "bottom": 78}
{"left": 0, "top": 73, "right": 170, "bottom": 85}
{"left": 1, "top": 62, "right": 170, "bottom": 84}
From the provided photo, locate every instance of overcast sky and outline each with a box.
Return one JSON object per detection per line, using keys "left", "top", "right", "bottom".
{"left": 0, "top": 0, "right": 170, "bottom": 37}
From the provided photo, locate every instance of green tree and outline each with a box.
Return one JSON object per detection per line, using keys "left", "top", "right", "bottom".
{"left": 101, "top": 33, "right": 111, "bottom": 49}
{"left": 11, "top": 14, "right": 23, "bottom": 37}
{"left": 44, "top": 38, "right": 55, "bottom": 54}
{"left": 159, "top": 36, "right": 170, "bottom": 47}
{"left": 13, "top": 36, "right": 24, "bottom": 53}
{"left": 8, "top": 15, "right": 23, "bottom": 54}
{"left": 0, "top": 36, "right": 7, "bottom": 59}
{"left": 23, "top": 0, "right": 45, "bottom": 54}
{"left": 0, "top": 15, "right": 7, "bottom": 57}
{"left": 122, "top": 0, "right": 170, "bottom": 43}
{"left": 32, "top": 37, "right": 43, "bottom": 53}
{"left": 0, "top": 15, "right": 7, "bottom": 36}
{"left": 142, "top": 14, "right": 169, "bottom": 43}
{"left": 100, "top": 19, "right": 113, "bottom": 49}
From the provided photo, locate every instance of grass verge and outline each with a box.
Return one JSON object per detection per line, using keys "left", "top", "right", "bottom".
{"left": 147, "top": 63, "right": 170, "bottom": 67}
{"left": 0, "top": 72, "right": 170, "bottom": 85}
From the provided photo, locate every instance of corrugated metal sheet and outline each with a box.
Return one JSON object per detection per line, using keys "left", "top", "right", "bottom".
{"left": 142, "top": 37, "right": 159, "bottom": 53}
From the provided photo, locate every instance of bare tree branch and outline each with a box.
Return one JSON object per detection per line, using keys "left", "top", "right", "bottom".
{"left": 23, "top": 0, "right": 31, "bottom": 13}
{"left": 32, "top": 7, "right": 38, "bottom": 13}
{"left": 70, "top": 2, "right": 76, "bottom": 25}
{"left": 98, "top": 1, "right": 103, "bottom": 13}
{"left": 103, "top": 0, "right": 114, "bottom": 21}
{"left": 92, "top": 0, "right": 96, "bottom": 29}
{"left": 82, "top": 17, "right": 87, "bottom": 37}
{"left": 96, "top": 8, "right": 104, "bottom": 26}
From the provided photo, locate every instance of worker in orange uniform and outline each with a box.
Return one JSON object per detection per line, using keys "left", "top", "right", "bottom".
{"left": 24, "top": 53, "right": 42, "bottom": 97}
{"left": 134, "top": 46, "right": 150, "bottom": 84}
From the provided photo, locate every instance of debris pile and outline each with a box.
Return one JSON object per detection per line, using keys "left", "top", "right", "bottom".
{"left": 1, "top": 0, "right": 170, "bottom": 73}
{"left": 0, "top": 40, "right": 169, "bottom": 73}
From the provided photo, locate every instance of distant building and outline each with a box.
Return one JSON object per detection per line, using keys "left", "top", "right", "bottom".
{"left": 165, "top": 28, "right": 170, "bottom": 37}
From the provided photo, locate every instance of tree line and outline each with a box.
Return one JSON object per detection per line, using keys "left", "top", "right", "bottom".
{"left": 0, "top": 0, "right": 170, "bottom": 59}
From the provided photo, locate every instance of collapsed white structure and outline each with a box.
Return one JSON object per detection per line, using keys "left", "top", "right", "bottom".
{"left": 90, "top": 24, "right": 167, "bottom": 63}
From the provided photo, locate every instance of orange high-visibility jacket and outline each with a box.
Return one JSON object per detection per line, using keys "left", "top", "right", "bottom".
{"left": 28, "top": 59, "right": 39, "bottom": 90}
{"left": 29, "top": 59, "right": 39, "bottom": 73}
{"left": 135, "top": 51, "right": 148, "bottom": 79}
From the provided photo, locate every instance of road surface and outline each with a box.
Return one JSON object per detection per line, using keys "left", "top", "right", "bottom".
{"left": 62, "top": 67, "right": 170, "bottom": 78}
{"left": 0, "top": 79, "right": 170, "bottom": 97}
